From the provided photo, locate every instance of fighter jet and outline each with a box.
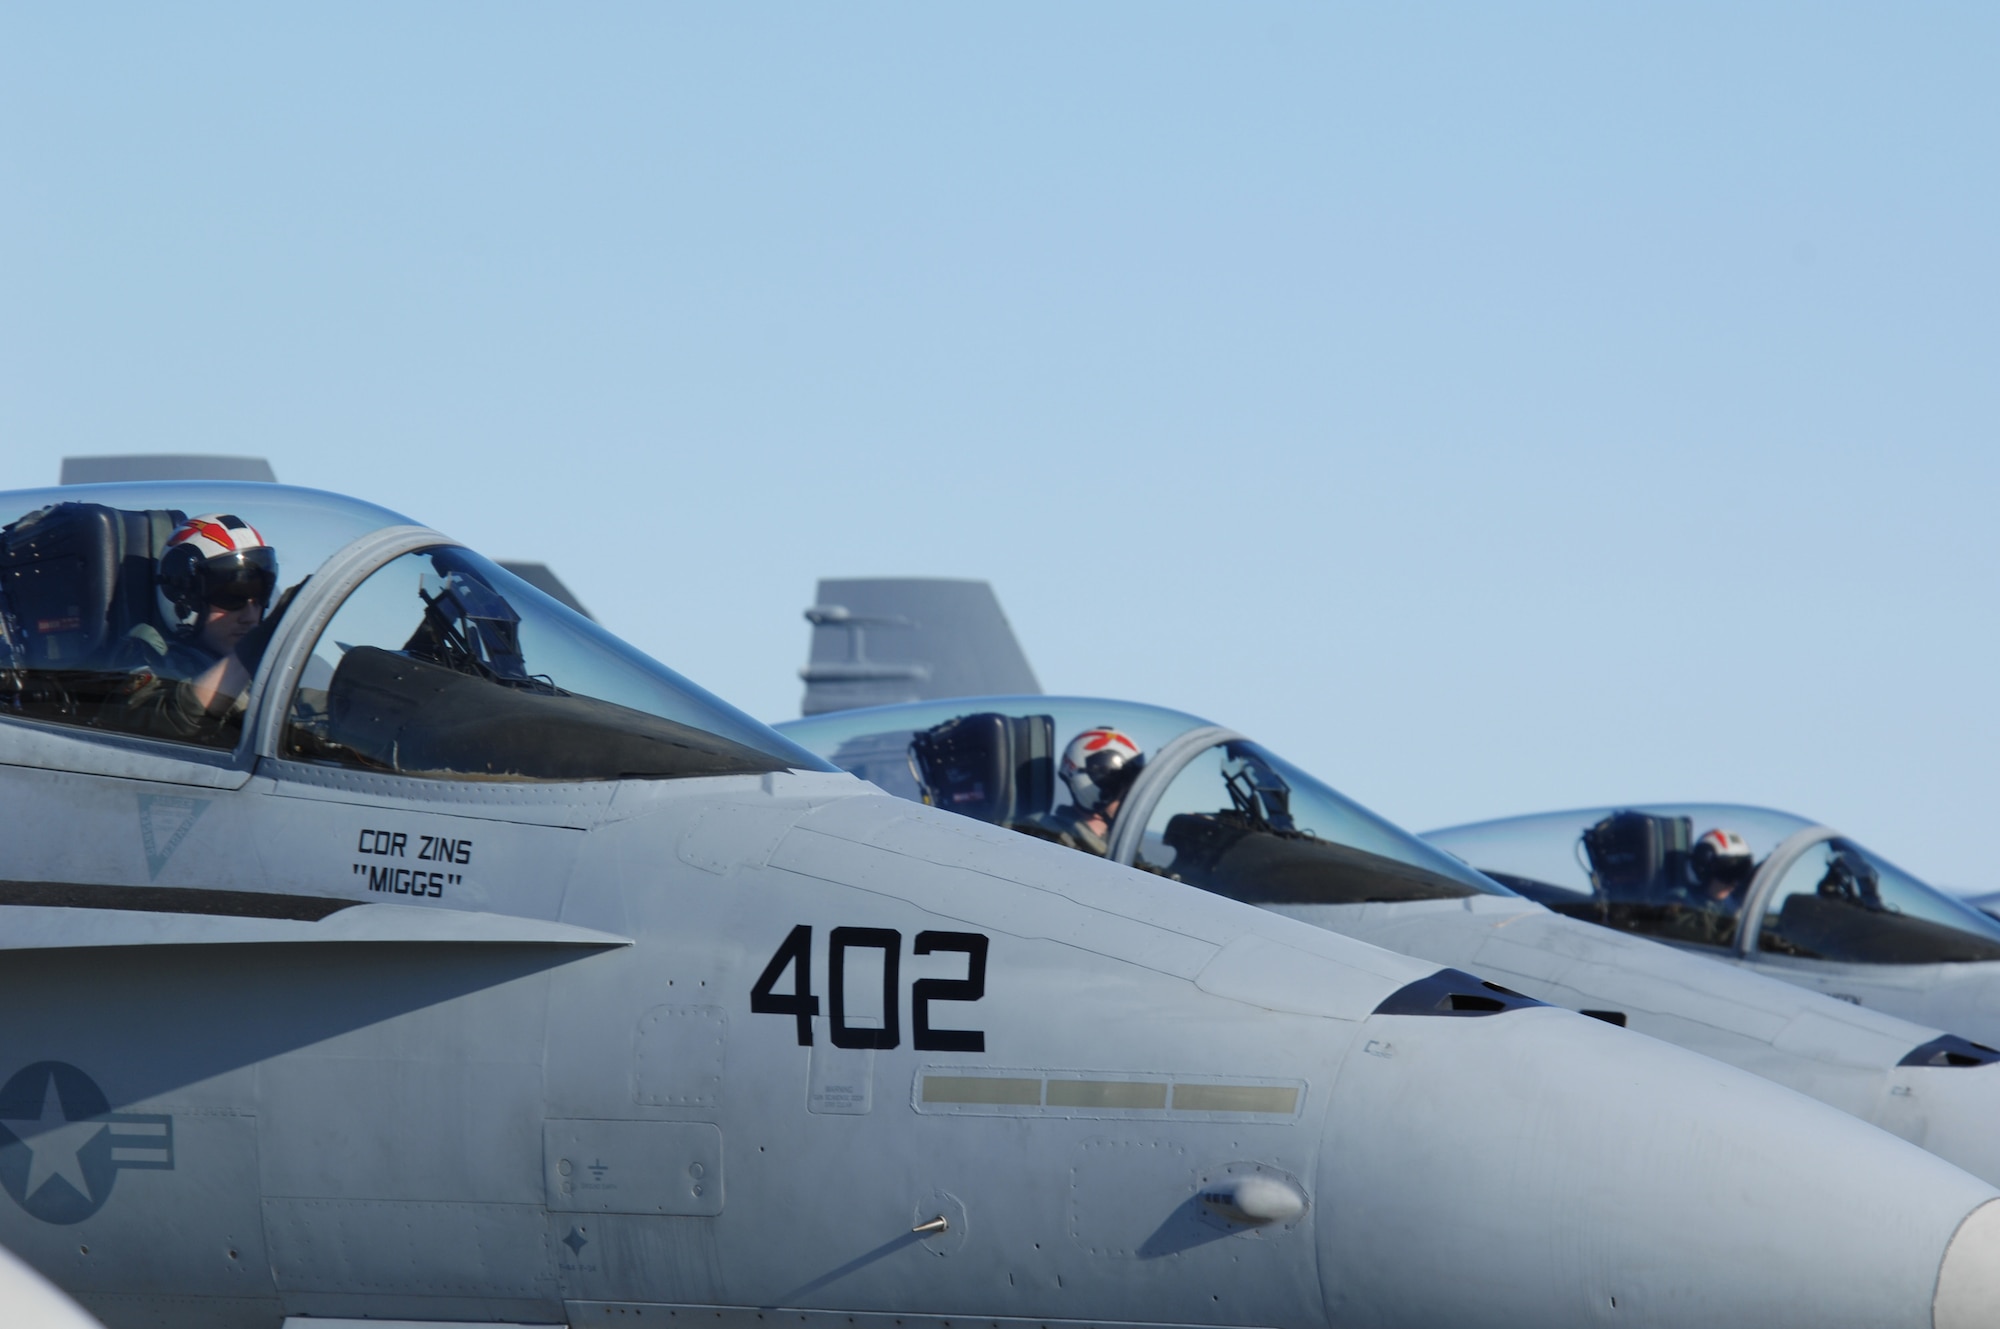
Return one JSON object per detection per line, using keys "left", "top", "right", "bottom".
{"left": 3, "top": 483, "right": 1999, "bottom": 1329}
{"left": 1424, "top": 803, "right": 2000, "bottom": 1046}
{"left": 774, "top": 696, "right": 2000, "bottom": 1194}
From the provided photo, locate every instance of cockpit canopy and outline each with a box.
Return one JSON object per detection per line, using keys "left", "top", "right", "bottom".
{"left": 0, "top": 483, "right": 406, "bottom": 747}
{"left": 279, "top": 544, "right": 824, "bottom": 782}
{"left": 1425, "top": 805, "right": 2000, "bottom": 965}
{"left": 0, "top": 481, "right": 829, "bottom": 782}
{"left": 776, "top": 696, "right": 1515, "bottom": 908}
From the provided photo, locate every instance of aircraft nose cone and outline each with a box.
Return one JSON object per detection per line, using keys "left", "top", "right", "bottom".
{"left": 1935, "top": 1200, "right": 2000, "bottom": 1329}
{"left": 1319, "top": 1003, "right": 2000, "bottom": 1329}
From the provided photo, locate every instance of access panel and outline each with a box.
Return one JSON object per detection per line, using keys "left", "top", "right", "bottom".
{"left": 543, "top": 1120, "right": 722, "bottom": 1217}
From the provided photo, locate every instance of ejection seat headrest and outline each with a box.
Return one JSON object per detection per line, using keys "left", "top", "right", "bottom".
{"left": 0, "top": 502, "right": 187, "bottom": 671}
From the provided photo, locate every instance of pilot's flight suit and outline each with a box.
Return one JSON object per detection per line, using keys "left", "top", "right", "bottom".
{"left": 105, "top": 624, "right": 243, "bottom": 745}
{"left": 1658, "top": 887, "right": 1744, "bottom": 950}
{"left": 1018, "top": 804, "right": 1113, "bottom": 858}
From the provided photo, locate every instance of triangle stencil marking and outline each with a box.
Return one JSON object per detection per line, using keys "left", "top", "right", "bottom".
{"left": 138, "top": 795, "right": 211, "bottom": 881}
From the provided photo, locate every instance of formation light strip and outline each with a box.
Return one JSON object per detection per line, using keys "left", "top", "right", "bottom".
{"left": 918, "top": 1072, "right": 1300, "bottom": 1117}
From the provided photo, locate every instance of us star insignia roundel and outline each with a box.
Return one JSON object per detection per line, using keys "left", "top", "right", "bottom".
{"left": 0, "top": 1062, "right": 174, "bottom": 1224}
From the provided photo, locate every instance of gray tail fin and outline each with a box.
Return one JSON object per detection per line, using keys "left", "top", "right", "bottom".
{"left": 61, "top": 455, "right": 277, "bottom": 484}
{"left": 497, "top": 562, "right": 595, "bottom": 622}
{"left": 799, "top": 578, "right": 1039, "bottom": 716}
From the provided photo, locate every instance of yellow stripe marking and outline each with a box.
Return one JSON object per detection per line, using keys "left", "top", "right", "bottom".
{"left": 1045, "top": 1080, "right": 1170, "bottom": 1110}
{"left": 921, "top": 1075, "right": 1043, "bottom": 1106}
{"left": 1171, "top": 1083, "right": 1300, "bottom": 1114}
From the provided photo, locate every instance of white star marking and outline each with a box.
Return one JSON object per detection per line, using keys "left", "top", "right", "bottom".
{"left": 1, "top": 1074, "right": 102, "bottom": 1203}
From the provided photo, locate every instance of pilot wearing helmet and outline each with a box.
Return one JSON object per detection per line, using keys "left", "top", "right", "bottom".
{"left": 1031, "top": 727, "right": 1144, "bottom": 857}
{"left": 110, "top": 514, "right": 284, "bottom": 744}
{"left": 1663, "top": 828, "right": 1757, "bottom": 948}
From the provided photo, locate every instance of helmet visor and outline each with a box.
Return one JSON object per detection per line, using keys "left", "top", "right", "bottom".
{"left": 202, "top": 547, "right": 279, "bottom": 611}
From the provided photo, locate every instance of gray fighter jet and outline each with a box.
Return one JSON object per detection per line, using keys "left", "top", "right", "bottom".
{"left": 3, "top": 483, "right": 2000, "bottom": 1329}
{"left": 775, "top": 697, "right": 2000, "bottom": 1194}
{"left": 1425, "top": 804, "right": 2000, "bottom": 1046}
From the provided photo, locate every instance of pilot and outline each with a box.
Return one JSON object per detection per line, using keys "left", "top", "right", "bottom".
{"left": 1032, "top": 727, "right": 1144, "bottom": 857}
{"left": 111, "top": 514, "right": 284, "bottom": 743}
{"left": 1665, "top": 828, "right": 1756, "bottom": 947}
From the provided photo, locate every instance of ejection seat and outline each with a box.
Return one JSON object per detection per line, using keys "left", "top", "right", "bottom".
{"left": 0, "top": 502, "right": 187, "bottom": 725}
{"left": 908, "top": 711, "right": 1058, "bottom": 833}
{"left": 1581, "top": 810, "right": 1693, "bottom": 905}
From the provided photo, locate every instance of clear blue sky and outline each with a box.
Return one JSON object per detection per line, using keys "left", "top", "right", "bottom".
{"left": 4, "top": 5, "right": 1995, "bottom": 887}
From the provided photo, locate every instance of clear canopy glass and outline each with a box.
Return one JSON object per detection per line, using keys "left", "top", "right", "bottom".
{"left": 0, "top": 482, "right": 412, "bottom": 748}
{"left": 777, "top": 696, "right": 1514, "bottom": 902}
{"left": 1425, "top": 804, "right": 1818, "bottom": 901}
{"left": 1425, "top": 804, "right": 2000, "bottom": 963}
{"left": 779, "top": 695, "right": 1210, "bottom": 805}
{"left": 1132, "top": 737, "right": 1505, "bottom": 903}
{"left": 1757, "top": 837, "right": 2000, "bottom": 964}
{"left": 285, "top": 545, "right": 831, "bottom": 782}
{"left": 3, "top": 481, "right": 414, "bottom": 594}
{"left": 0, "top": 481, "right": 832, "bottom": 779}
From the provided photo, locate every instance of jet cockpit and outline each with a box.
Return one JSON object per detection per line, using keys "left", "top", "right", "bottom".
{"left": 0, "top": 481, "right": 825, "bottom": 782}
{"left": 1425, "top": 805, "right": 2000, "bottom": 1041}
{"left": 782, "top": 695, "right": 1511, "bottom": 909}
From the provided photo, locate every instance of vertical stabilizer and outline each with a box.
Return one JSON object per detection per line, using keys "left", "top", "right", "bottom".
{"left": 61, "top": 455, "right": 277, "bottom": 484}
{"left": 498, "top": 561, "right": 595, "bottom": 621}
{"left": 799, "top": 577, "right": 1039, "bottom": 716}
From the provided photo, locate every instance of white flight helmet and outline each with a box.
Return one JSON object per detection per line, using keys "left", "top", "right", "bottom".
{"left": 155, "top": 513, "right": 278, "bottom": 635}
{"left": 1691, "top": 828, "right": 1755, "bottom": 890}
{"left": 1060, "top": 727, "right": 1143, "bottom": 814}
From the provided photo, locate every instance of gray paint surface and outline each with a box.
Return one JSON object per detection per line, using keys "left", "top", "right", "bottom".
{"left": 60, "top": 456, "right": 278, "bottom": 485}
{"left": 800, "top": 578, "right": 1039, "bottom": 716}
{"left": 0, "top": 485, "right": 1997, "bottom": 1329}
{"left": 778, "top": 689, "right": 2000, "bottom": 1194}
